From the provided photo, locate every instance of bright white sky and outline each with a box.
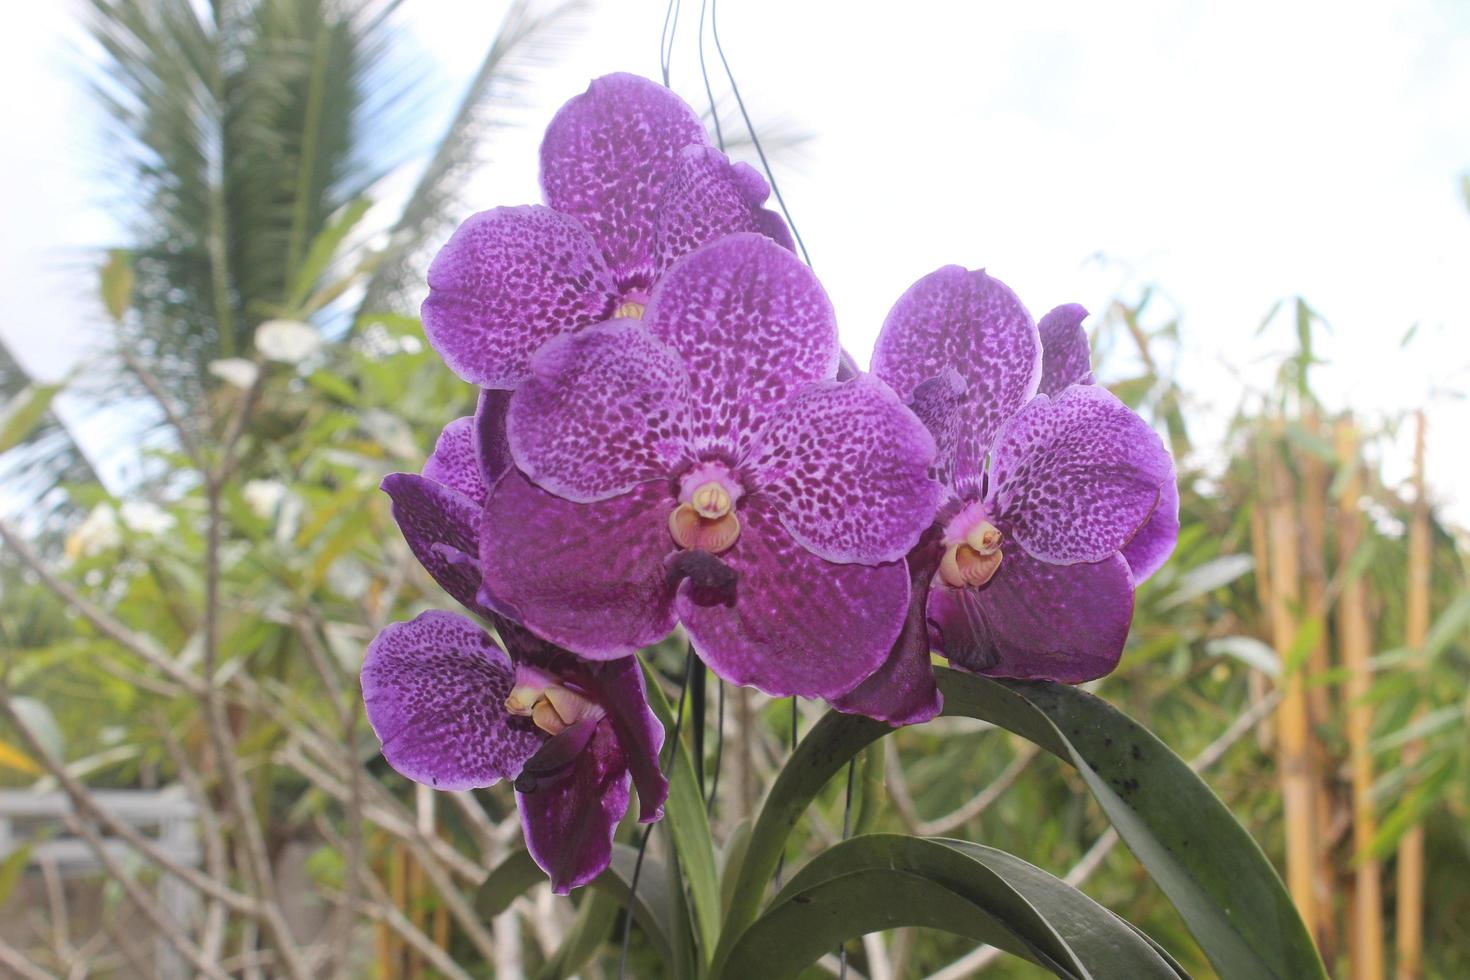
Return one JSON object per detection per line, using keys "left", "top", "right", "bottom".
{"left": 2, "top": 1, "right": 1468, "bottom": 520}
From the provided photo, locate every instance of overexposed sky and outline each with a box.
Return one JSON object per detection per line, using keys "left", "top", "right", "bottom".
{"left": 2, "top": 1, "right": 1468, "bottom": 517}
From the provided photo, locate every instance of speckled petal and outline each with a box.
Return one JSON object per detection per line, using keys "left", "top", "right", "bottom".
{"left": 479, "top": 472, "right": 677, "bottom": 659}
{"left": 644, "top": 233, "right": 838, "bottom": 456}
{"left": 1123, "top": 469, "right": 1180, "bottom": 583}
{"left": 930, "top": 551, "right": 1134, "bottom": 683}
{"left": 582, "top": 657, "right": 668, "bottom": 822}
{"left": 906, "top": 368, "right": 967, "bottom": 488}
{"left": 475, "top": 388, "right": 514, "bottom": 487}
{"left": 423, "top": 417, "right": 485, "bottom": 504}
{"left": 1037, "top": 303, "right": 1094, "bottom": 395}
{"left": 362, "top": 611, "right": 545, "bottom": 791}
{"left": 678, "top": 498, "right": 907, "bottom": 699}
{"left": 653, "top": 146, "right": 793, "bottom": 272}
{"left": 381, "top": 473, "right": 489, "bottom": 617}
{"left": 830, "top": 530, "right": 945, "bottom": 726}
{"left": 508, "top": 320, "right": 693, "bottom": 502}
{"left": 987, "top": 385, "right": 1173, "bottom": 564}
{"left": 517, "top": 718, "right": 630, "bottom": 894}
{"left": 871, "top": 266, "right": 1041, "bottom": 482}
{"left": 421, "top": 205, "right": 620, "bottom": 388}
{"left": 748, "top": 375, "right": 939, "bottom": 564}
{"left": 540, "top": 73, "right": 708, "bottom": 289}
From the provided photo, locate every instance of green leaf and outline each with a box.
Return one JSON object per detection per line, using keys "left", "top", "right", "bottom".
{"left": 475, "top": 848, "right": 544, "bottom": 919}
{"left": 536, "top": 887, "right": 619, "bottom": 980}
{"left": 0, "top": 382, "right": 65, "bottom": 454}
{"left": 639, "top": 659, "right": 721, "bottom": 962}
{"left": 0, "top": 844, "right": 31, "bottom": 906}
{"left": 717, "top": 669, "right": 1324, "bottom": 980}
{"left": 719, "top": 834, "right": 1179, "bottom": 979}
{"left": 100, "top": 249, "right": 134, "bottom": 322}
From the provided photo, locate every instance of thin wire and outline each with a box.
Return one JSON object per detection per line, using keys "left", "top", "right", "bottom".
{"left": 659, "top": 0, "right": 682, "bottom": 88}
{"left": 709, "top": 0, "right": 812, "bottom": 268}
{"left": 618, "top": 648, "right": 695, "bottom": 979}
{"left": 705, "top": 678, "right": 725, "bottom": 813}
{"left": 697, "top": 0, "right": 725, "bottom": 151}
{"left": 838, "top": 756, "right": 857, "bottom": 979}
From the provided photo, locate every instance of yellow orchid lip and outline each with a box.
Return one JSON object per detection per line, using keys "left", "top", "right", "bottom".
{"left": 505, "top": 675, "right": 604, "bottom": 736}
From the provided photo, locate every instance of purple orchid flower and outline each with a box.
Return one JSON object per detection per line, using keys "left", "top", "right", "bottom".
{"left": 865, "top": 267, "right": 1177, "bottom": 687}
{"left": 420, "top": 72, "right": 794, "bottom": 390}
{"left": 477, "top": 232, "right": 941, "bottom": 702}
{"left": 365, "top": 414, "right": 668, "bottom": 893}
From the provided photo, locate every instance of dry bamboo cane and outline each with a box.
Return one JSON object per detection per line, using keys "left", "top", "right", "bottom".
{"left": 1251, "top": 450, "right": 1278, "bottom": 752}
{"left": 1337, "top": 420, "right": 1385, "bottom": 980}
{"left": 1265, "top": 422, "right": 1320, "bottom": 937}
{"left": 1301, "top": 407, "right": 1340, "bottom": 961}
{"left": 1397, "top": 411, "right": 1430, "bottom": 979}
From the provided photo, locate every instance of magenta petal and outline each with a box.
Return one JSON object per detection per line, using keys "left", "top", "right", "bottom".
{"left": 644, "top": 233, "right": 838, "bottom": 456}
{"left": 906, "top": 368, "right": 967, "bottom": 488}
{"left": 830, "top": 531, "right": 945, "bottom": 726}
{"left": 421, "top": 205, "right": 620, "bottom": 388}
{"left": 987, "top": 386, "right": 1173, "bottom": 564}
{"left": 581, "top": 658, "right": 668, "bottom": 822}
{"left": 931, "top": 551, "right": 1134, "bottom": 683}
{"left": 517, "top": 718, "right": 630, "bottom": 894}
{"left": 508, "top": 319, "right": 692, "bottom": 502}
{"left": 479, "top": 472, "right": 678, "bottom": 659}
{"left": 678, "top": 499, "right": 907, "bottom": 699}
{"left": 749, "top": 375, "right": 939, "bottom": 564}
{"left": 835, "top": 348, "right": 862, "bottom": 382}
{"left": 871, "top": 266, "right": 1041, "bottom": 480}
{"left": 1123, "top": 470, "right": 1180, "bottom": 583}
{"left": 362, "top": 611, "right": 545, "bottom": 791}
{"left": 475, "top": 388, "right": 514, "bottom": 488}
{"left": 540, "top": 73, "right": 708, "bottom": 288}
{"left": 382, "top": 473, "right": 488, "bottom": 617}
{"left": 653, "top": 146, "right": 787, "bottom": 273}
{"left": 423, "top": 416, "right": 485, "bottom": 504}
{"left": 1037, "top": 303, "right": 1094, "bottom": 396}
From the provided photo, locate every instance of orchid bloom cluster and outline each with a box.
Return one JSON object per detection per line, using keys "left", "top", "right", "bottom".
{"left": 361, "top": 73, "right": 1178, "bottom": 892}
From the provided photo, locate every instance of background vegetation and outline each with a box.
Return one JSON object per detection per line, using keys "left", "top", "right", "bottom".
{"left": 1, "top": 1, "right": 1465, "bottom": 977}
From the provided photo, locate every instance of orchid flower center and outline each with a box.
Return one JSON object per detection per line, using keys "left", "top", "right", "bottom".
{"left": 505, "top": 665, "right": 604, "bottom": 736}
{"left": 668, "top": 462, "right": 742, "bottom": 554}
{"left": 938, "top": 501, "right": 1003, "bottom": 589}
{"left": 612, "top": 288, "right": 650, "bottom": 321}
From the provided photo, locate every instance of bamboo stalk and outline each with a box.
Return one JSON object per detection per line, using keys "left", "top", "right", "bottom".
{"left": 1397, "top": 411, "right": 1430, "bottom": 979}
{"left": 1336, "top": 420, "right": 1384, "bottom": 980}
{"left": 1265, "top": 423, "right": 1320, "bottom": 937}
{"left": 1301, "top": 407, "right": 1340, "bottom": 961}
{"left": 1250, "top": 465, "right": 1277, "bottom": 752}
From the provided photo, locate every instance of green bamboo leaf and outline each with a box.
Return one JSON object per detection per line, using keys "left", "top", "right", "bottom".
{"left": 0, "top": 382, "right": 65, "bottom": 454}
{"left": 100, "top": 249, "right": 134, "bottom": 322}
{"left": 475, "top": 847, "right": 542, "bottom": 918}
{"left": 639, "top": 659, "right": 722, "bottom": 962}
{"left": 0, "top": 844, "right": 31, "bottom": 906}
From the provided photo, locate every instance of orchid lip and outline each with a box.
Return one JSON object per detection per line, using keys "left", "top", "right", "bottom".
{"left": 505, "top": 664, "right": 605, "bottom": 736}
{"left": 938, "top": 499, "right": 1004, "bottom": 589}
{"left": 669, "top": 461, "right": 743, "bottom": 553}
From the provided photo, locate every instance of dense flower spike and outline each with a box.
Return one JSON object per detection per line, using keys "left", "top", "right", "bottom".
{"left": 370, "top": 416, "right": 668, "bottom": 892}
{"left": 872, "top": 269, "right": 1177, "bottom": 685}
{"left": 421, "top": 73, "right": 793, "bottom": 389}
{"left": 479, "top": 233, "right": 940, "bottom": 700}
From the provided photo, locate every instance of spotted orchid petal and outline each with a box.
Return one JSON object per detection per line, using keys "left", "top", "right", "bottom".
{"left": 478, "top": 472, "right": 677, "bottom": 659}
{"left": 540, "top": 72, "right": 709, "bottom": 289}
{"left": 1037, "top": 303, "right": 1094, "bottom": 395}
{"left": 1122, "top": 468, "right": 1180, "bottom": 583}
{"left": 422, "top": 416, "right": 485, "bottom": 504}
{"left": 517, "top": 719, "right": 630, "bottom": 894}
{"left": 871, "top": 267, "right": 1041, "bottom": 492}
{"left": 987, "top": 385, "right": 1173, "bottom": 565}
{"left": 421, "top": 206, "right": 620, "bottom": 389}
{"left": 361, "top": 611, "right": 545, "bottom": 791}
{"left": 748, "top": 375, "right": 939, "bottom": 565}
{"left": 906, "top": 368, "right": 967, "bottom": 489}
{"left": 644, "top": 233, "right": 839, "bottom": 456}
{"left": 830, "top": 530, "right": 945, "bottom": 726}
{"left": 381, "top": 473, "right": 489, "bottom": 618}
{"left": 653, "top": 145, "right": 794, "bottom": 273}
{"left": 475, "top": 388, "right": 514, "bottom": 488}
{"left": 508, "top": 319, "right": 693, "bottom": 503}
{"left": 677, "top": 499, "right": 907, "bottom": 700}
{"left": 929, "top": 551, "right": 1134, "bottom": 683}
